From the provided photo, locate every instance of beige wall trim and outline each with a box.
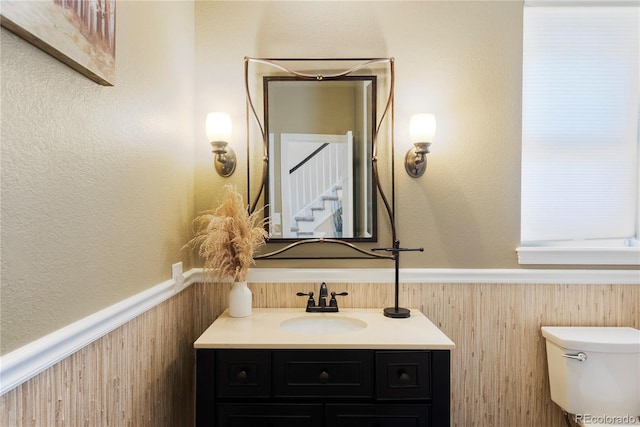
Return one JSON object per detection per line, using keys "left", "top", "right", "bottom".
{"left": 400, "top": 268, "right": 639, "bottom": 284}
{"left": 0, "top": 269, "right": 199, "bottom": 396}
{"left": 2, "top": 267, "right": 636, "bottom": 395}
{"left": 234, "top": 268, "right": 639, "bottom": 285}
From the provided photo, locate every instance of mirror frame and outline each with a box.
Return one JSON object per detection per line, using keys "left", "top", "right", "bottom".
{"left": 244, "top": 57, "right": 396, "bottom": 260}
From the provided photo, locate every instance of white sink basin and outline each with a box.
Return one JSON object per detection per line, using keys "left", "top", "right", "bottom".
{"left": 280, "top": 315, "right": 367, "bottom": 334}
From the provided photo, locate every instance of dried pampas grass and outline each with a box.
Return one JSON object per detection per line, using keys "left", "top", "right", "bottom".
{"left": 185, "top": 185, "right": 267, "bottom": 282}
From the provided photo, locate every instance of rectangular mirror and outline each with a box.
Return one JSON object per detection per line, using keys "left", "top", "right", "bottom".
{"left": 264, "top": 76, "right": 377, "bottom": 241}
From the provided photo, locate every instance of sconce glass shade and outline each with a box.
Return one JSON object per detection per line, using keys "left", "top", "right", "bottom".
{"left": 206, "top": 112, "right": 232, "bottom": 142}
{"left": 409, "top": 113, "right": 436, "bottom": 143}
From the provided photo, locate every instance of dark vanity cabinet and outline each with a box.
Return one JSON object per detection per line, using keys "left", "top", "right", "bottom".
{"left": 196, "top": 348, "right": 451, "bottom": 427}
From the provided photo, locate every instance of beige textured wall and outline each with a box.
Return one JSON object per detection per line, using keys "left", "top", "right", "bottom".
{"left": 0, "top": 1, "right": 195, "bottom": 355}
{"left": 194, "top": 1, "right": 523, "bottom": 268}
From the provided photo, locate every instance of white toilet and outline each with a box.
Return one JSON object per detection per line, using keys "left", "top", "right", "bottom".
{"left": 541, "top": 326, "right": 640, "bottom": 426}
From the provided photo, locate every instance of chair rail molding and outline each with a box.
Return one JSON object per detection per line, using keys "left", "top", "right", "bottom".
{"left": 241, "top": 268, "right": 639, "bottom": 285}
{"left": 0, "top": 269, "right": 199, "bottom": 396}
{"left": 1, "top": 267, "right": 637, "bottom": 395}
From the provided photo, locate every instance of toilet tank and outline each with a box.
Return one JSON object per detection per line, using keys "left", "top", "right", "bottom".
{"left": 541, "top": 326, "right": 640, "bottom": 417}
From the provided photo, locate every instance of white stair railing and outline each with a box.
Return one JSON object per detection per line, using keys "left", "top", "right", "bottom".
{"left": 289, "top": 142, "right": 343, "bottom": 223}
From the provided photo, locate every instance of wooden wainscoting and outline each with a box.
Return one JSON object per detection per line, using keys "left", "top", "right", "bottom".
{"left": 1, "top": 281, "right": 638, "bottom": 426}
{"left": 248, "top": 282, "right": 639, "bottom": 427}
{"left": 0, "top": 283, "right": 223, "bottom": 427}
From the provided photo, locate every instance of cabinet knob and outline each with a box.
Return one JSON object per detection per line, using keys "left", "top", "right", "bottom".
{"left": 319, "top": 371, "right": 330, "bottom": 383}
{"left": 399, "top": 372, "right": 411, "bottom": 383}
{"left": 236, "top": 370, "right": 248, "bottom": 382}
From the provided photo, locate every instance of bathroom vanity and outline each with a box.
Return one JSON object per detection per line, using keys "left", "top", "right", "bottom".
{"left": 194, "top": 308, "right": 455, "bottom": 427}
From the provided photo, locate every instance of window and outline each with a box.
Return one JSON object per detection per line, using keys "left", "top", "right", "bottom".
{"left": 518, "top": 1, "right": 639, "bottom": 265}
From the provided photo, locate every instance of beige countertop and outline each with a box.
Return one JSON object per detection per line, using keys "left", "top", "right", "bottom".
{"left": 194, "top": 308, "right": 456, "bottom": 350}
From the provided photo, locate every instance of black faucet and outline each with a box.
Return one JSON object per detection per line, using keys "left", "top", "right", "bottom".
{"left": 297, "top": 282, "right": 348, "bottom": 312}
{"left": 318, "top": 282, "right": 328, "bottom": 307}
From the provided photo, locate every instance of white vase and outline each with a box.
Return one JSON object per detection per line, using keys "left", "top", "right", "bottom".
{"left": 228, "top": 281, "right": 252, "bottom": 318}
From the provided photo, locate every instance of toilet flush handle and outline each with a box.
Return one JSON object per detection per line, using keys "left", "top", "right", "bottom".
{"left": 562, "top": 352, "right": 587, "bottom": 362}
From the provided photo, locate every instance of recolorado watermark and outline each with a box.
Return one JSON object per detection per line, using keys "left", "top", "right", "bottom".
{"left": 574, "top": 414, "right": 639, "bottom": 424}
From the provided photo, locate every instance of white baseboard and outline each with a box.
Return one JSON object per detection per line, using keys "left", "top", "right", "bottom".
{"left": 1, "top": 267, "right": 637, "bottom": 395}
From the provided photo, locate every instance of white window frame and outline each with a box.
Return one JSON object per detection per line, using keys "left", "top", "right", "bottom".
{"left": 517, "top": 0, "right": 640, "bottom": 266}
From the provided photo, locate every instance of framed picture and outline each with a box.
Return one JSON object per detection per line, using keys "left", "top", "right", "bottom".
{"left": 1, "top": 0, "right": 116, "bottom": 86}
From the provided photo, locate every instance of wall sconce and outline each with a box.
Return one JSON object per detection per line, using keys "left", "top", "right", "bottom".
{"left": 405, "top": 113, "right": 436, "bottom": 178}
{"left": 206, "top": 112, "right": 236, "bottom": 177}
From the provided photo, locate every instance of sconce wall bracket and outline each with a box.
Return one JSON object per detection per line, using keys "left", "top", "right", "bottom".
{"left": 404, "top": 142, "right": 431, "bottom": 178}
{"left": 211, "top": 141, "right": 237, "bottom": 177}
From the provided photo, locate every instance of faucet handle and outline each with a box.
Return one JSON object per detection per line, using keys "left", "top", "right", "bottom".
{"left": 329, "top": 291, "right": 349, "bottom": 308}
{"left": 296, "top": 291, "right": 314, "bottom": 297}
{"left": 296, "top": 291, "right": 315, "bottom": 308}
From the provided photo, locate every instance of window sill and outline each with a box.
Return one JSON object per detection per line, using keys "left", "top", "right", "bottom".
{"left": 516, "top": 246, "right": 640, "bottom": 266}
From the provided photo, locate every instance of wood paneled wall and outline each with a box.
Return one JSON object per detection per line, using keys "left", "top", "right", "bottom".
{"left": 0, "top": 285, "right": 222, "bottom": 427}
{"left": 1, "top": 281, "right": 637, "bottom": 426}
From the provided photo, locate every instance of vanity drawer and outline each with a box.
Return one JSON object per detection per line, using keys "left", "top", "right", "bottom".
{"left": 217, "top": 403, "right": 323, "bottom": 427}
{"left": 274, "top": 350, "right": 374, "bottom": 398}
{"left": 217, "top": 350, "right": 271, "bottom": 398}
{"left": 326, "top": 404, "right": 430, "bottom": 427}
{"left": 375, "top": 351, "right": 431, "bottom": 400}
